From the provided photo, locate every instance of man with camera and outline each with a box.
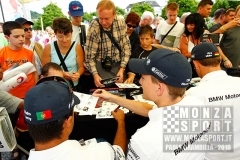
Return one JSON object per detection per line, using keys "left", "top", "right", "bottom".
{"left": 84, "top": 0, "right": 131, "bottom": 88}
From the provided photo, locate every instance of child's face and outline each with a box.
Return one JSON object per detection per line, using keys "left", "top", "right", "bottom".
{"left": 140, "top": 34, "right": 154, "bottom": 49}
{"left": 5, "top": 29, "right": 25, "bottom": 50}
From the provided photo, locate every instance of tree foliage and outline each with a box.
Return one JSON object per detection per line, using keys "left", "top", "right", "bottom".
{"left": 116, "top": 6, "right": 126, "bottom": 16}
{"left": 30, "top": 11, "right": 40, "bottom": 20}
{"left": 83, "top": 12, "right": 97, "bottom": 22}
{"left": 228, "top": 1, "right": 240, "bottom": 9}
{"left": 161, "top": 0, "right": 198, "bottom": 19}
{"left": 210, "top": 0, "right": 229, "bottom": 17}
{"left": 33, "top": 2, "right": 66, "bottom": 30}
{"left": 210, "top": 0, "right": 240, "bottom": 17}
{"left": 130, "top": 3, "right": 154, "bottom": 17}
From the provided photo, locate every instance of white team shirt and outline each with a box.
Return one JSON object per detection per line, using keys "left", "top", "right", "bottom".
{"left": 186, "top": 70, "right": 240, "bottom": 160}
{"left": 127, "top": 96, "right": 206, "bottom": 160}
{"left": 28, "top": 139, "right": 125, "bottom": 160}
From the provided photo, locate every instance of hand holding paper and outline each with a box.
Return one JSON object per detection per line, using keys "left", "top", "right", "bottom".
{"left": 2, "top": 62, "right": 36, "bottom": 82}
{"left": 0, "top": 62, "right": 36, "bottom": 92}
{"left": 0, "top": 73, "right": 28, "bottom": 92}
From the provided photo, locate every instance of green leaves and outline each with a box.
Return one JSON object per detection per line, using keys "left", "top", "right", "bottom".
{"left": 33, "top": 2, "right": 66, "bottom": 30}
{"left": 83, "top": 12, "right": 97, "bottom": 22}
{"left": 130, "top": 3, "right": 155, "bottom": 17}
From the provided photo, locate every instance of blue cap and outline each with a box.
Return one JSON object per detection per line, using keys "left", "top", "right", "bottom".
{"left": 191, "top": 42, "right": 220, "bottom": 60}
{"left": 129, "top": 49, "right": 192, "bottom": 88}
{"left": 69, "top": 1, "right": 84, "bottom": 17}
{"left": 24, "top": 81, "right": 80, "bottom": 125}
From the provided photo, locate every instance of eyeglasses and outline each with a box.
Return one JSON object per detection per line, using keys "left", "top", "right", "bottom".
{"left": 127, "top": 24, "right": 137, "bottom": 29}
{"left": 36, "top": 76, "right": 73, "bottom": 103}
{"left": 56, "top": 34, "right": 71, "bottom": 40}
{"left": 24, "top": 27, "right": 33, "bottom": 32}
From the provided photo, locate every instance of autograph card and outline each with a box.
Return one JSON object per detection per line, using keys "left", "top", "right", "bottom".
{"left": 115, "top": 83, "right": 140, "bottom": 88}
{"left": 73, "top": 92, "right": 99, "bottom": 115}
{"left": 96, "top": 101, "right": 129, "bottom": 119}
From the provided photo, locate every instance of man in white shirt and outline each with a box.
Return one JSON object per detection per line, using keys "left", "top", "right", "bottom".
{"left": 186, "top": 42, "right": 240, "bottom": 160}
{"left": 154, "top": 2, "right": 184, "bottom": 48}
{"left": 93, "top": 48, "right": 206, "bottom": 160}
{"left": 25, "top": 79, "right": 126, "bottom": 160}
{"left": 68, "top": 0, "right": 88, "bottom": 48}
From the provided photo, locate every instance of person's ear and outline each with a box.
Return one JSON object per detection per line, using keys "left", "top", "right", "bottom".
{"left": 66, "top": 116, "right": 73, "bottom": 128}
{"left": 193, "top": 60, "right": 199, "bottom": 70}
{"left": 156, "top": 82, "right": 164, "bottom": 96}
{"left": 4, "top": 35, "right": 9, "bottom": 41}
{"left": 151, "top": 36, "right": 154, "bottom": 42}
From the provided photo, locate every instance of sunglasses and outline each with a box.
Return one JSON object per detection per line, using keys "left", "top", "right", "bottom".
{"left": 36, "top": 76, "right": 73, "bottom": 103}
{"left": 127, "top": 24, "right": 137, "bottom": 29}
{"left": 24, "top": 27, "right": 33, "bottom": 32}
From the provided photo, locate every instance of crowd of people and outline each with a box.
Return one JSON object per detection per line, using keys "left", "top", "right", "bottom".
{"left": 0, "top": 0, "right": 240, "bottom": 159}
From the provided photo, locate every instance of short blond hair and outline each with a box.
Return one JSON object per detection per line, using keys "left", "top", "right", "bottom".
{"left": 151, "top": 76, "right": 186, "bottom": 100}
{"left": 96, "top": 0, "right": 116, "bottom": 14}
{"left": 166, "top": 2, "right": 179, "bottom": 11}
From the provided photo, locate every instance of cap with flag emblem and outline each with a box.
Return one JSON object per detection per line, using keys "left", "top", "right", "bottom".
{"left": 36, "top": 110, "right": 52, "bottom": 121}
{"left": 24, "top": 81, "right": 80, "bottom": 125}
{"left": 191, "top": 42, "right": 220, "bottom": 60}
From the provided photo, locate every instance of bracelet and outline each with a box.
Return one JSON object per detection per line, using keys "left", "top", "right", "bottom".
{"left": 223, "top": 59, "right": 228, "bottom": 63}
{"left": 220, "top": 26, "right": 226, "bottom": 33}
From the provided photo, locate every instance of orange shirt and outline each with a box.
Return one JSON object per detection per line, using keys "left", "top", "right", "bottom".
{"left": 0, "top": 46, "right": 36, "bottom": 131}
{"left": 0, "top": 46, "right": 35, "bottom": 98}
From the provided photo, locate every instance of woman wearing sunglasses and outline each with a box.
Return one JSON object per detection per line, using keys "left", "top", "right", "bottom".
{"left": 42, "top": 18, "right": 85, "bottom": 91}
{"left": 125, "top": 12, "right": 140, "bottom": 52}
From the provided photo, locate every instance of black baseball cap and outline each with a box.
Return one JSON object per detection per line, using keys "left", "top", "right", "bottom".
{"left": 15, "top": 17, "right": 34, "bottom": 25}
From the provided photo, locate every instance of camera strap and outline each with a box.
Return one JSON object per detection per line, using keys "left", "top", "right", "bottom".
{"left": 95, "top": 18, "right": 121, "bottom": 61}
{"left": 54, "top": 41, "right": 76, "bottom": 88}
{"left": 160, "top": 21, "right": 177, "bottom": 44}
{"left": 79, "top": 25, "right": 86, "bottom": 52}
{"left": 104, "top": 30, "right": 121, "bottom": 53}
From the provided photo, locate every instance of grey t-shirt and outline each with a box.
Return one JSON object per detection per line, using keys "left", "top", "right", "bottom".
{"left": 209, "top": 23, "right": 222, "bottom": 33}
{"left": 0, "top": 90, "right": 23, "bottom": 114}
{"left": 220, "top": 26, "right": 240, "bottom": 69}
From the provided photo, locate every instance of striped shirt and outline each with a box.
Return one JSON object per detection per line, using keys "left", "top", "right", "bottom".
{"left": 84, "top": 16, "right": 131, "bottom": 75}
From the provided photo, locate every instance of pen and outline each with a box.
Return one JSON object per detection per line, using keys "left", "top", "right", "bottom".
{"left": 114, "top": 106, "right": 121, "bottom": 112}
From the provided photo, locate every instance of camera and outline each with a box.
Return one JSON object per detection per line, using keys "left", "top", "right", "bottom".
{"left": 100, "top": 76, "right": 119, "bottom": 87}
{"left": 102, "top": 56, "right": 113, "bottom": 71}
